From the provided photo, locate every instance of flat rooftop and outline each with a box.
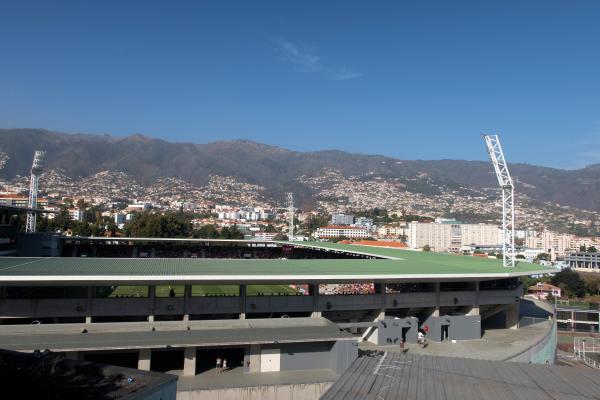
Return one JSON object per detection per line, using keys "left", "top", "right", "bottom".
{"left": 322, "top": 351, "right": 600, "bottom": 400}
{"left": 0, "top": 242, "right": 553, "bottom": 284}
{"left": 0, "top": 317, "right": 354, "bottom": 352}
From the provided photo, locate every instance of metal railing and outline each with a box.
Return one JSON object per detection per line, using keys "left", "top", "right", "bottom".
{"left": 574, "top": 336, "right": 600, "bottom": 369}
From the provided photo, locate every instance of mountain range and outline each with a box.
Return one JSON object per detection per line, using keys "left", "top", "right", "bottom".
{"left": 0, "top": 128, "right": 598, "bottom": 214}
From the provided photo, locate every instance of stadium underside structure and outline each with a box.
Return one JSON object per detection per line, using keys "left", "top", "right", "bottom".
{"left": 0, "top": 238, "right": 555, "bottom": 387}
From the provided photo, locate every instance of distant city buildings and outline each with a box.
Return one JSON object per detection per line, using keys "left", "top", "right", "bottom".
{"left": 330, "top": 213, "right": 354, "bottom": 225}
{"left": 407, "top": 220, "right": 502, "bottom": 253}
{"left": 315, "top": 225, "right": 370, "bottom": 239}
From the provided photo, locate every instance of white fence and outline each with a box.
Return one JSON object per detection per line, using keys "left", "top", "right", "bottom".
{"left": 573, "top": 336, "right": 600, "bottom": 369}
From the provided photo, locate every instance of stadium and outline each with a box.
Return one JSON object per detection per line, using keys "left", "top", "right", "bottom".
{"left": 0, "top": 234, "right": 562, "bottom": 399}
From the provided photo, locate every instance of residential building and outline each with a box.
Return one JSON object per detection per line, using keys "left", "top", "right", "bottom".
{"left": 527, "top": 282, "right": 562, "bottom": 300}
{"left": 315, "top": 225, "right": 369, "bottom": 239}
{"left": 330, "top": 214, "right": 354, "bottom": 226}
{"left": 68, "top": 209, "right": 84, "bottom": 222}
{"left": 460, "top": 224, "right": 502, "bottom": 247}
{"left": 565, "top": 252, "right": 600, "bottom": 272}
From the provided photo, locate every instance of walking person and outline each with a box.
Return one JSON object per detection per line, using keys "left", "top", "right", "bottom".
{"left": 216, "top": 357, "right": 222, "bottom": 375}
{"left": 417, "top": 330, "right": 424, "bottom": 346}
{"left": 222, "top": 358, "right": 228, "bottom": 372}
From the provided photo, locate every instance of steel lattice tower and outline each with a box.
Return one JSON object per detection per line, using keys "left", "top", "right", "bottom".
{"left": 483, "top": 135, "right": 515, "bottom": 267}
{"left": 26, "top": 150, "right": 46, "bottom": 233}
{"left": 286, "top": 192, "right": 294, "bottom": 241}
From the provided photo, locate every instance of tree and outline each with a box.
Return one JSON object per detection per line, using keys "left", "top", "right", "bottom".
{"left": 220, "top": 225, "right": 244, "bottom": 239}
{"left": 398, "top": 234, "right": 408, "bottom": 243}
{"left": 589, "top": 246, "right": 598, "bottom": 253}
{"left": 264, "top": 224, "right": 277, "bottom": 233}
{"left": 422, "top": 245, "right": 431, "bottom": 252}
{"left": 193, "top": 224, "right": 220, "bottom": 239}
{"left": 76, "top": 198, "right": 87, "bottom": 211}
{"left": 580, "top": 245, "right": 587, "bottom": 252}
{"left": 105, "top": 219, "right": 119, "bottom": 237}
{"left": 273, "top": 233, "right": 288, "bottom": 241}
{"left": 551, "top": 268, "right": 585, "bottom": 298}
{"left": 125, "top": 212, "right": 192, "bottom": 238}
{"left": 583, "top": 275, "right": 600, "bottom": 296}
{"left": 516, "top": 254, "right": 526, "bottom": 259}
{"left": 534, "top": 253, "right": 551, "bottom": 263}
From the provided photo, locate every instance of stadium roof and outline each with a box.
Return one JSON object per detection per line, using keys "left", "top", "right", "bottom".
{"left": 322, "top": 351, "right": 600, "bottom": 400}
{"left": 0, "top": 242, "right": 554, "bottom": 285}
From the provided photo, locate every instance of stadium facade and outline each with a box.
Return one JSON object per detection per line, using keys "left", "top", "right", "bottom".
{"left": 0, "top": 236, "right": 556, "bottom": 398}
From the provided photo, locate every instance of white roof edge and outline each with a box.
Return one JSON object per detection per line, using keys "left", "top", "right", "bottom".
{"left": 0, "top": 270, "right": 556, "bottom": 283}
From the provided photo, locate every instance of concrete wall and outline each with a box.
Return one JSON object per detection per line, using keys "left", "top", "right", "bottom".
{"left": 245, "top": 296, "right": 312, "bottom": 314}
{"left": 247, "top": 340, "right": 357, "bottom": 375}
{"left": 177, "top": 382, "right": 332, "bottom": 400}
{"left": 330, "top": 340, "right": 358, "bottom": 374}
{"left": 385, "top": 293, "right": 437, "bottom": 309}
{"left": 277, "top": 342, "right": 332, "bottom": 372}
{"left": 377, "top": 317, "right": 418, "bottom": 344}
{"left": 505, "top": 320, "right": 557, "bottom": 365}
{"left": 421, "top": 315, "right": 481, "bottom": 341}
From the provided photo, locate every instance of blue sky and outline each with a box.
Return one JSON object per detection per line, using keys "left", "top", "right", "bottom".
{"left": 1, "top": 1, "right": 599, "bottom": 169}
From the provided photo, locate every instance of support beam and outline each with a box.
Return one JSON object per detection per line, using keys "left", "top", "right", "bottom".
{"left": 138, "top": 349, "right": 151, "bottom": 371}
{"left": 148, "top": 285, "right": 156, "bottom": 322}
{"left": 248, "top": 344, "right": 261, "bottom": 373}
{"left": 469, "top": 281, "right": 480, "bottom": 316}
{"left": 433, "top": 282, "right": 441, "bottom": 316}
{"left": 240, "top": 284, "right": 247, "bottom": 319}
{"left": 183, "top": 284, "right": 191, "bottom": 321}
{"left": 506, "top": 302, "right": 519, "bottom": 330}
{"left": 86, "top": 286, "right": 93, "bottom": 324}
{"left": 310, "top": 284, "right": 320, "bottom": 317}
{"left": 183, "top": 347, "right": 196, "bottom": 376}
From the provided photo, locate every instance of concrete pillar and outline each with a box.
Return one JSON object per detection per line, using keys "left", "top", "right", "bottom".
{"left": 138, "top": 349, "right": 151, "bottom": 371}
{"left": 183, "top": 284, "right": 191, "bottom": 321}
{"left": 469, "top": 281, "right": 480, "bottom": 316}
{"left": 148, "top": 285, "right": 156, "bottom": 322}
{"left": 506, "top": 302, "right": 519, "bottom": 329}
{"left": 310, "top": 283, "right": 320, "bottom": 317}
{"left": 248, "top": 344, "right": 261, "bottom": 372}
{"left": 375, "top": 283, "right": 386, "bottom": 310}
{"left": 86, "top": 286, "right": 93, "bottom": 324}
{"left": 434, "top": 281, "right": 441, "bottom": 315}
{"left": 183, "top": 347, "right": 196, "bottom": 376}
{"left": 240, "top": 284, "right": 247, "bottom": 318}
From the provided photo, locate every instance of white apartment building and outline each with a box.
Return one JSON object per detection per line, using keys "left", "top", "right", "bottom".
{"left": 408, "top": 222, "right": 500, "bottom": 253}
{"left": 315, "top": 225, "right": 370, "bottom": 239}
{"left": 460, "top": 224, "right": 502, "bottom": 247}
{"left": 330, "top": 214, "right": 355, "bottom": 225}
{"left": 68, "top": 209, "right": 84, "bottom": 222}
{"left": 254, "top": 232, "right": 278, "bottom": 241}
{"left": 526, "top": 231, "right": 572, "bottom": 257}
{"left": 408, "top": 222, "right": 461, "bottom": 252}
{"left": 377, "top": 225, "right": 408, "bottom": 238}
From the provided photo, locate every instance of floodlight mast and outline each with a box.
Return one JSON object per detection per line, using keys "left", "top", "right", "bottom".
{"left": 286, "top": 192, "right": 295, "bottom": 241}
{"left": 26, "top": 150, "right": 46, "bottom": 233}
{"left": 483, "top": 135, "right": 515, "bottom": 267}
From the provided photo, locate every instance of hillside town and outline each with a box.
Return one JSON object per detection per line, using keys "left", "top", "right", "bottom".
{"left": 2, "top": 168, "right": 600, "bottom": 269}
